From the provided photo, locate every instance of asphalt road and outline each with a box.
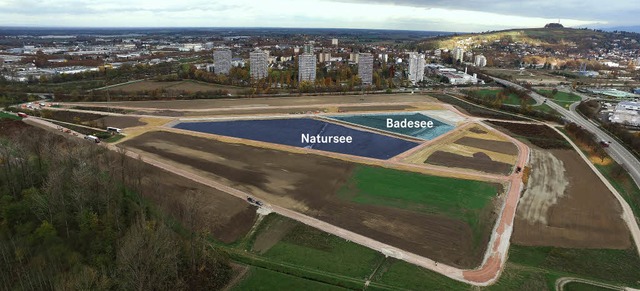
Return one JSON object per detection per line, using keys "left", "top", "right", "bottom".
{"left": 492, "top": 77, "right": 640, "bottom": 189}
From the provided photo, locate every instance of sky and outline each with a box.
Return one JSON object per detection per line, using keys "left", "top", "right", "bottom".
{"left": 0, "top": 0, "right": 637, "bottom": 32}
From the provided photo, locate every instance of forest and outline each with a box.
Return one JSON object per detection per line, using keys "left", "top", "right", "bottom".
{"left": 0, "top": 119, "right": 233, "bottom": 290}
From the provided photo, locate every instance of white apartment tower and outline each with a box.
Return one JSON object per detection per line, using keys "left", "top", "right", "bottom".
{"left": 250, "top": 49, "right": 269, "bottom": 80}
{"left": 213, "top": 49, "right": 232, "bottom": 75}
{"left": 358, "top": 53, "right": 374, "bottom": 85}
{"left": 474, "top": 55, "right": 487, "bottom": 67}
{"left": 408, "top": 52, "right": 426, "bottom": 85}
{"left": 331, "top": 38, "right": 339, "bottom": 46}
{"left": 298, "top": 53, "right": 317, "bottom": 83}
{"left": 453, "top": 47, "right": 464, "bottom": 62}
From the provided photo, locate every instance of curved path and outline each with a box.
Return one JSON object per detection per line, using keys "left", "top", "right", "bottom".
{"left": 23, "top": 107, "right": 528, "bottom": 286}
{"left": 555, "top": 277, "right": 624, "bottom": 291}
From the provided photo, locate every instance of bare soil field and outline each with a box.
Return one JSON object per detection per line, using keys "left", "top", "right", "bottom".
{"left": 121, "top": 130, "right": 493, "bottom": 268}
{"left": 134, "top": 157, "right": 257, "bottom": 244}
{"left": 512, "top": 149, "right": 630, "bottom": 249}
{"left": 405, "top": 124, "right": 518, "bottom": 174}
{"left": 454, "top": 137, "right": 518, "bottom": 155}
{"left": 104, "top": 80, "right": 244, "bottom": 93}
{"left": 66, "top": 94, "right": 435, "bottom": 110}
{"left": 426, "top": 151, "right": 513, "bottom": 175}
{"left": 487, "top": 121, "right": 571, "bottom": 149}
{"left": 95, "top": 116, "right": 145, "bottom": 128}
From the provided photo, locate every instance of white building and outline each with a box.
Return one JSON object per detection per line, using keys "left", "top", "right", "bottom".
{"left": 358, "top": 53, "right": 374, "bottom": 85}
{"left": 474, "top": 55, "right": 487, "bottom": 67}
{"left": 298, "top": 53, "right": 316, "bottom": 83}
{"left": 250, "top": 49, "right": 269, "bottom": 80}
{"left": 213, "top": 49, "right": 232, "bottom": 75}
{"left": 331, "top": 38, "right": 339, "bottom": 46}
{"left": 319, "top": 52, "right": 331, "bottom": 63}
{"left": 452, "top": 47, "right": 464, "bottom": 62}
{"left": 350, "top": 52, "right": 359, "bottom": 64}
{"left": 408, "top": 52, "right": 425, "bottom": 85}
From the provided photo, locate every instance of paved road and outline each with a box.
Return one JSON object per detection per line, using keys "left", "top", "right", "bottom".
{"left": 493, "top": 77, "right": 640, "bottom": 189}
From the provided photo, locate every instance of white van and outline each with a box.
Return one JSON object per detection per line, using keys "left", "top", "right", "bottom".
{"left": 106, "top": 127, "right": 123, "bottom": 134}
{"left": 84, "top": 135, "right": 101, "bottom": 143}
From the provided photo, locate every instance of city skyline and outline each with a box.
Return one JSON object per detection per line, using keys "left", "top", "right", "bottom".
{"left": 1, "top": 0, "right": 638, "bottom": 32}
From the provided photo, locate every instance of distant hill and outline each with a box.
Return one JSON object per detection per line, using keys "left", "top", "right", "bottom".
{"left": 600, "top": 26, "right": 640, "bottom": 33}
{"left": 417, "top": 27, "right": 614, "bottom": 50}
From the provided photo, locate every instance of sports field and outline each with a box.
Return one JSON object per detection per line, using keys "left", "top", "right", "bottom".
{"left": 173, "top": 118, "right": 419, "bottom": 159}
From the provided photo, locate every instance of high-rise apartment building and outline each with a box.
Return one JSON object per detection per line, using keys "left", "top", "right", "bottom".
{"left": 453, "top": 47, "right": 464, "bottom": 62}
{"left": 213, "top": 49, "right": 232, "bottom": 75}
{"left": 474, "top": 55, "right": 487, "bottom": 67}
{"left": 408, "top": 52, "right": 425, "bottom": 84}
{"left": 298, "top": 53, "right": 316, "bottom": 83}
{"left": 331, "top": 38, "right": 338, "bottom": 46}
{"left": 358, "top": 53, "right": 373, "bottom": 85}
{"left": 249, "top": 49, "right": 269, "bottom": 80}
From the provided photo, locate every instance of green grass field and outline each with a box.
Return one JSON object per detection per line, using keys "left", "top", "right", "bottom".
{"left": 371, "top": 259, "right": 469, "bottom": 290}
{"left": 339, "top": 166, "right": 500, "bottom": 225}
{"left": 476, "top": 89, "right": 536, "bottom": 106}
{"left": 231, "top": 267, "right": 349, "bottom": 291}
{"left": 260, "top": 221, "right": 384, "bottom": 279}
{"left": 563, "top": 281, "right": 616, "bottom": 291}
{"left": 508, "top": 245, "right": 640, "bottom": 287}
{"left": 0, "top": 112, "right": 22, "bottom": 120}
{"left": 538, "top": 90, "right": 582, "bottom": 108}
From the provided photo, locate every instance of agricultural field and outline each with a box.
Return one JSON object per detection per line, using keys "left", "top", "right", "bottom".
{"left": 404, "top": 124, "right": 518, "bottom": 175}
{"left": 483, "top": 68, "right": 569, "bottom": 85}
{"left": 120, "top": 130, "right": 504, "bottom": 268}
{"left": 487, "top": 121, "right": 571, "bottom": 149}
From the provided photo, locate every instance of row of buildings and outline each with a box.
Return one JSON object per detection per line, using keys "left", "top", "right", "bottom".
{"left": 213, "top": 46, "right": 376, "bottom": 85}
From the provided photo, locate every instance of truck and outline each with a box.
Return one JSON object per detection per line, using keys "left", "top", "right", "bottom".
{"left": 107, "top": 127, "right": 123, "bottom": 134}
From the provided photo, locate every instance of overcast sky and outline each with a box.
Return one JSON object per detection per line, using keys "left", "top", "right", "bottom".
{"left": 0, "top": 0, "right": 637, "bottom": 32}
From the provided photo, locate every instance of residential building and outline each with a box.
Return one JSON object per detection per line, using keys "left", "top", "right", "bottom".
{"left": 250, "top": 49, "right": 269, "bottom": 80}
{"left": 408, "top": 52, "right": 425, "bottom": 85}
{"left": 358, "top": 53, "right": 373, "bottom": 85}
{"left": 474, "top": 55, "right": 487, "bottom": 67}
{"left": 350, "top": 52, "right": 359, "bottom": 64}
{"left": 319, "top": 52, "right": 331, "bottom": 63}
{"left": 453, "top": 47, "right": 464, "bottom": 62}
{"left": 303, "top": 43, "right": 313, "bottom": 54}
{"left": 298, "top": 53, "right": 316, "bottom": 83}
{"left": 332, "top": 38, "right": 339, "bottom": 46}
{"left": 213, "top": 49, "right": 232, "bottom": 74}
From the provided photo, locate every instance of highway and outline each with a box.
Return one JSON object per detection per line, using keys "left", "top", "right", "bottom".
{"left": 492, "top": 77, "right": 640, "bottom": 189}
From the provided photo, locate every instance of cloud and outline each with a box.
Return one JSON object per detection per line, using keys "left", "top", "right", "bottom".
{"left": 327, "top": 0, "right": 640, "bottom": 26}
{"left": 0, "top": 0, "right": 617, "bottom": 31}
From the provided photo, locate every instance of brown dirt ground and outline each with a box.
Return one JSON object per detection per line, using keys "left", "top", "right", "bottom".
{"left": 121, "top": 130, "right": 491, "bottom": 268}
{"left": 135, "top": 158, "right": 257, "bottom": 244}
{"left": 426, "top": 151, "right": 513, "bottom": 175}
{"left": 512, "top": 149, "right": 631, "bottom": 249}
{"left": 454, "top": 136, "right": 518, "bottom": 155}
{"left": 69, "top": 94, "right": 436, "bottom": 110}
{"left": 94, "top": 116, "right": 146, "bottom": 128}
{"left": 106, "top": 81, "right": 182, "bottom": 92}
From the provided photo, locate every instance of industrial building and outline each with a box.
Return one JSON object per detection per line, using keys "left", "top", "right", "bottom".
{"left": 609, "top": 101, "right": 640, "bottom": 127}
{"left": 358, "top": 53, "right": 374, "bottom": 85}
{"left": 213, "top": 49, "right": 232, "bottom": 75}
{"left": 298, "top": 53, "right": 316, "bottom": 83}
{"left": 249, "top": 49, "right": 269, "bottom": 80}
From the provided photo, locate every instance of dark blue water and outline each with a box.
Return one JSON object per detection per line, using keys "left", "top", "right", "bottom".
{"left": 174, "top": 118, "right": 419, "bottom": 159}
